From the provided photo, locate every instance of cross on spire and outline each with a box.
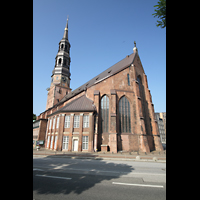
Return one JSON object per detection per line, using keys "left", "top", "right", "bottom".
{"left": 133, "top": 41, "right": 138, "bottom": 53}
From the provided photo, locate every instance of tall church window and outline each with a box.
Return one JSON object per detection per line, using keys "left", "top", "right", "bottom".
{"left": 127, "top": 74, "right": 130, "bottom": 86}
{"left": 119, "top": 96, "right": 131, "bottom": 133}
{"left": 137, "top": 76, "right": 142, "bottom": 96}
{"left": 101, "top": 95, "right": 109, "bottom": 133}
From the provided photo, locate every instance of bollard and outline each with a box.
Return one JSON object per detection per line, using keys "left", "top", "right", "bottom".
{"left": 136, "top": 156, "right": 140, "bottom": 160}
{"left": 153, "top": 157, "right": 157, "bottom": 161}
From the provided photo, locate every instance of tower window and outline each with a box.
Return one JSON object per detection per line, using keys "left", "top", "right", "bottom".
{"left": 63, "top": 59, "right": 66, "bottom": 65}
{"left": 58, "top": 58, "right": 62, "bottom": 65}
{"left": 61, "top": 44, "right": 64, "bottom": 49}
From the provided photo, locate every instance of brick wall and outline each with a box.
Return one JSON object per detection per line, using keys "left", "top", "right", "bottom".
{"left": 36, "top": 53, "right": 163, "bottom": 153}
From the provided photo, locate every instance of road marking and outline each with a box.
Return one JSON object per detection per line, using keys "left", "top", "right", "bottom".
{"left": 35, "top": 174, "right": 72, "bottom": 180}
{"left": 33, "top": 168, "right": 44, "bottom": 171}
{"left": 57, "top": 168, "right": 165, "bottom": 176}
{"left": 112, "top": 182, "right": 164, "bottom": 188}
{"left": 130, "top": 172, "right": 165, "bottom": 176}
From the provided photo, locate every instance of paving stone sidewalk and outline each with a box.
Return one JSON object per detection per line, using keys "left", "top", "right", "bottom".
{"left": 33, "top": 148, "right": 166, "bottom": 162}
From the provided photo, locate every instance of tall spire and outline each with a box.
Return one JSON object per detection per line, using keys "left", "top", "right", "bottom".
{"left": 63, "top": 16, "right": 69, "bottom": 39}
{"left": 52, "top": 17, "right": 71, "bottom": 80}
{"left": 46, "top": 18, "right": 72, "bottom": 110}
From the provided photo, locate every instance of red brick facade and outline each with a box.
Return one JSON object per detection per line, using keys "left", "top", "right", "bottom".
{"left": 33, "top": 119, "right": 47, "bottom": 148}
{"left": 35, "top": 48, "right": 163, "bottom": 153}
{"left": 34, "top": 23, "right": 163, "bottom": 153}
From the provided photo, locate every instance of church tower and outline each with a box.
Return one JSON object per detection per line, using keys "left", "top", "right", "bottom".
{"left": 46, "top": 18, "right": 72, "bottom": 110}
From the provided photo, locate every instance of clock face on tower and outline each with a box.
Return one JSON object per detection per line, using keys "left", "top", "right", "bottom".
{"left": 61, "top": 76, "right": 67, "bottom": 83}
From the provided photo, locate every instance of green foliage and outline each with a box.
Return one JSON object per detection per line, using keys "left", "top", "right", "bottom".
{"left": 152, "top": 0, "right": 166, "bottom": 28}
{"left": 33, "top": 113, "right": 37, "bottom": 120}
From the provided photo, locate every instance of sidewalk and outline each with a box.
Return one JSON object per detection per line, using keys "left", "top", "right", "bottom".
{"left": 33, "top": 148, "right": 166, "bottom": 162}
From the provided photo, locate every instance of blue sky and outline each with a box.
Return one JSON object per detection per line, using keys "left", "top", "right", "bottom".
{"left": 33, "top": 0, "right": 166, "bottom": 116}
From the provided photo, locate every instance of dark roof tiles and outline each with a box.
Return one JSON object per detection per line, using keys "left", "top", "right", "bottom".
{"left": 50, "top": 95, "right": 96, "bottom": 116}
{"left": 57, "top": 52, "right": 136, "bottom": 105}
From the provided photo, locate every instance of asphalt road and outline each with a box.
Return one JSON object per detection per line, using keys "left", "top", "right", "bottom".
{"left": 33, "top": 156, "right": 166, "bottom": 200}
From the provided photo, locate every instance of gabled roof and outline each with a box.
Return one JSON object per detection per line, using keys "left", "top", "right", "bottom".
{"left": 48, "top": 95, "right": 96, "bottom": 116}
{"left": 57, "top": 52, "right": 136, "bottom": 105}
{"left": 41, "top": 51, "right": 137, "bottom": 116}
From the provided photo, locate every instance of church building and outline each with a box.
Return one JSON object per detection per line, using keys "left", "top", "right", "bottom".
{"left": 34, "top": 19, "right": 163, "bottom": 153}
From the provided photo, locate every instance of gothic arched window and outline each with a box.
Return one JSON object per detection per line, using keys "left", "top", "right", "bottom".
{"left": 137, "top": 76, "right": 142, "bottom": 96}
{"left": 101, "top": 95, "right": 109, "bottom": 133}
{"left": 119, "top": 96, "right": 131, "bottom": 133}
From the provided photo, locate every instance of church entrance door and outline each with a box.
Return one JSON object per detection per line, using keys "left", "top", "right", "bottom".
{"left": 73, "top": 139, "right": 78, "bottom": 151}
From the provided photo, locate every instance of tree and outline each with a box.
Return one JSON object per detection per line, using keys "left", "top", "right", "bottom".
{"left": 152, "top": 0, "right": 166, "bottom": 28}
{"left": 33, "top": 113, "right": 37, "bottom": 120}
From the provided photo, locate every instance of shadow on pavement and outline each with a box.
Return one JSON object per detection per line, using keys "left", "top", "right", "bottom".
{"left": 33, "top": 155, "right": 134, "bottom": 195}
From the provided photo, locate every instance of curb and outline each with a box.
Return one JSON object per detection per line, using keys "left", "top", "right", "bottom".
{"left": 33, "top": 154, "right": 166, "bottom": 163}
